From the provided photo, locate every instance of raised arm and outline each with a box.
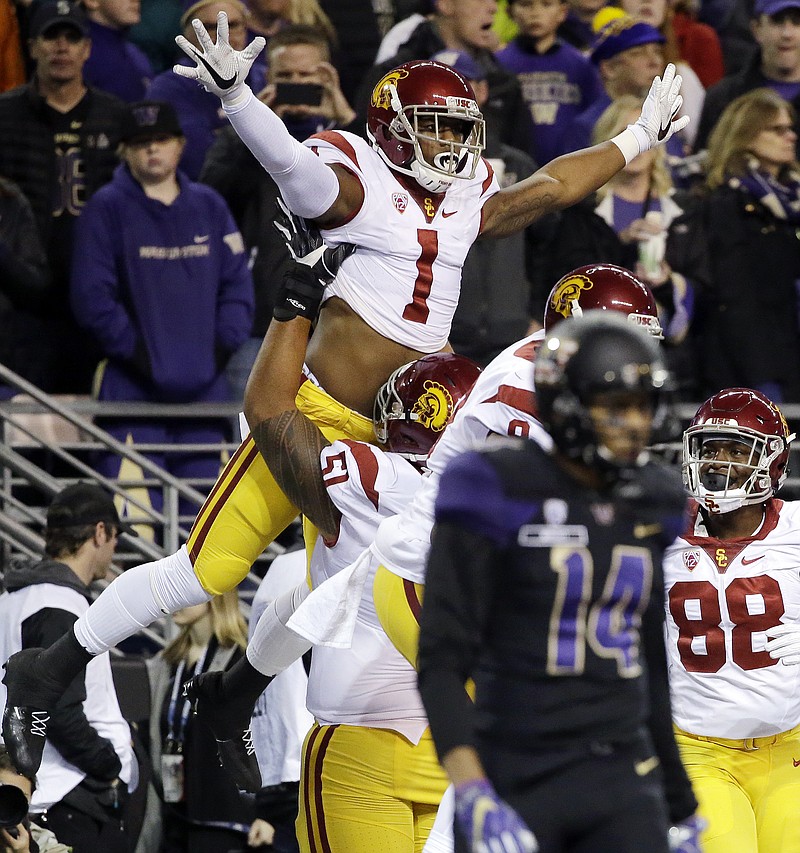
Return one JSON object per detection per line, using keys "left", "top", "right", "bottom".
{"left": 244, "top": 310, "right": 341, "bottom": 541}
{"left": 174, "top": 12, "right": 363, "bottom": 228}
{"left": 242, "top": 209, "right": 352, "bottom": 539}
{"left": 481, "top": 64, "right": 689, "bottom": 239}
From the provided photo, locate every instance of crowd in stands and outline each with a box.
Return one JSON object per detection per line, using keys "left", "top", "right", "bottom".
{"left": 2, "top": 0, "right": 799, "bottom": 415}
{"left": 1, "top": 0, "right": 800, "bottom": 849}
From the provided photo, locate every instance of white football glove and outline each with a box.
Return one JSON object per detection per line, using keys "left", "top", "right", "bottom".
{"left": 174, "top": 11, "right": 265, "bottom": 104}
{"left": 622, "top": 63, "right": 690, "bottom": 159}
{"left": 765, "top": 623, "right": 800, "bottom": 665}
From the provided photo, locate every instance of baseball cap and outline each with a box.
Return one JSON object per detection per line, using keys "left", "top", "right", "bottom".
{"left": 47, "top": 483, "right": 138, "bottom": 536}
{"left": 180, "top": 0, "right": 248, "bottom": 28}
{"left": 753, "top": 0, "right": 800, "bottom": 16}
{"left": 430, "top": 50, "right": 486, "bottom": 82}
{"left": 120, "top": 101, "right": 184, "bottom": 143}
{"left": 29, "top": 0, "right": 90, "bottom": 39}
{"left": 591, "top": 17, "right": 665, "bottom": 64}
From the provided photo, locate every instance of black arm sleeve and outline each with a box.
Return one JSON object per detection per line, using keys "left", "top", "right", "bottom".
{"left": 417, "top": 522, "right": 499, "bottom": 760}
{"left": 21, "top": 609, "right": 122, "bottom": 781}
{"left": 641, "top": 593, "right": 698, "bottom": 824}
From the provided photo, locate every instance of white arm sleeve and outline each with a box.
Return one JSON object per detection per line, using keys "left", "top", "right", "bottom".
{"left": 224, "top": 86, "right": 341, "bottom": 220}
{"left": 247, "top": 582, "right": 313, "bottom": 677}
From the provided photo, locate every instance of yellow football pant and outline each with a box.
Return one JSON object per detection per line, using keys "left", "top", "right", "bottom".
{"left": 297, "top": 723, "right": 447, "bottom": 853}
{"left": 675, "top": 723, "right": 800, "bottom": 853}
{"left": 186, "top": 378, "right": 375, "bottom": 595}
{"left": 373, "top": 563, "right": 425, "bottom": 667}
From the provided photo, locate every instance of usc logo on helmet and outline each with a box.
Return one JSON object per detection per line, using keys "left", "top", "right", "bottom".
{"left": 371, "top": 69, "right": 410, "bottom": 109}
{"left": 412, "top": 381, "right": 454, "bottom": 433}
{"left": 775, "top": 403, "right": 791, "bottom": 439}
{"left": 550, "top": 275, "right": 593, "bottom": 319}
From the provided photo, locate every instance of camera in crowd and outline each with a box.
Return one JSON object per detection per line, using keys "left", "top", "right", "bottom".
{"left": 0, "top": 783, "right": 28, "bottom": 839}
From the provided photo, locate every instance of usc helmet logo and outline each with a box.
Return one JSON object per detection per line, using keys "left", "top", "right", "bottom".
{"left": 371, "top": 69, "right": 409, "bottom": 109}
{"left": 413, "top": 381, "right": 454, "bottom": 433}
{"left": 775, "top": 403, "right": 791, "bottom": 439}
{"left": 550, "top": 275, "right": 593, "bottom": 319}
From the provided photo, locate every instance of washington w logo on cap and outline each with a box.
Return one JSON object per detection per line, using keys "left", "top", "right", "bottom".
{"left": 133, "top": 104, "right": 162, "bottom": 128}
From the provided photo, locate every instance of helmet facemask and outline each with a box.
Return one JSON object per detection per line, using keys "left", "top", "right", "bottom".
{"left": 683, "top": 426, "right": 790, "bottom": 514}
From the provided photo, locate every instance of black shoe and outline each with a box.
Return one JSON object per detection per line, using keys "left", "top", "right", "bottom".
{"left": 184, "top": 672, "right": 262, "bottom": 793}
{"left": 2, "top": 648, "right": 62, "bottom": 777}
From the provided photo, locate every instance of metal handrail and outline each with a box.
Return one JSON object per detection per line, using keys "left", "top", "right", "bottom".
{"left": 0, "top": 364, "right": 288, "bottom": 646}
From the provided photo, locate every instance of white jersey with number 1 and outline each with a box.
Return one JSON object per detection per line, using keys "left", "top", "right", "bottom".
{"left": 664, "top": 499, "right": 800, "bottom": 739}
{"left": 307, "top": 130, "right": 499, "bottom": 353}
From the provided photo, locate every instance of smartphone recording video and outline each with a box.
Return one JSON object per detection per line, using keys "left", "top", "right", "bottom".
{"left": 275, "top": 82, "right": 324, "bottom": 107}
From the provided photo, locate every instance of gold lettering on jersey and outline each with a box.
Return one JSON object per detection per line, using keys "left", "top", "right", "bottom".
{"left": 715, "top": 548, "right": 728, "bottom": 568}
{"left": 371, "top": 68, "right": 410, "bottom": 109}
{"left": 423, "top": 197, "right": 435, "bottom": 218}
{"left": 413, "top": 381, "right": 454, "bottom": 433}
{"left": 549, "top": 274, "right": 593, "bottom": 318}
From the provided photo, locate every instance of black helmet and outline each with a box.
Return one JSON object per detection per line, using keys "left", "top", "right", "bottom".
{"left": 534, "top": 310, "right": 670, "bottom": 469}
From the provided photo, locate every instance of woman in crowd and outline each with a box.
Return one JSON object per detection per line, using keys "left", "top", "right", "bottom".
{"left": 614, "top": 0, "right": 710, "bottom": 147}
{"left": 136, "top": 592, "right": 258, "bottom": 853}
{"left": 687, "top": 88, "right": 800, "bottom": 403}
{"left": 535, "top": 95, "right": 698, "bottom": 395}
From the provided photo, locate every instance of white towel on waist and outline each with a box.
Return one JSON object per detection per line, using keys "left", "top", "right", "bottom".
{"left": 285, "top": 547, "right": 373, "bottom": 647}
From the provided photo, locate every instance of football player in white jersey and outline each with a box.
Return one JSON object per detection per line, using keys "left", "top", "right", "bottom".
{"left": 1, "top": 6, "right": 690, "bottom": 781}
{"left": 372, "top": 263, "right": 665, "bottom": 663}
{"left": 369, "top": 265, "right": 703, "bottom": 853}
{"left": 664, "top": 387, "right": 800, "bottom": 853}
{"left": 186, "top": 287, "right": 480, "bottom": 852}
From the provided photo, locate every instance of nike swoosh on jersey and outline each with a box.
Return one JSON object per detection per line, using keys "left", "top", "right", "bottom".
{"left": 194, "top": 51, "right": 236, "bottom": 89}
{"left": 194, "top": 235, "right": 210, "bottom": 243}
{"left": 794, "top": 757, "right": 800, "bottom": 767}
{"left": 441, "top": 209, "right": 458, "bottom": 218}
{"left": 634, "top": 756, "right": 660, "bottom": 776}
{"left": 741, "top": 555, "right": 764, "bottom": 565}
{"left": 634, "top": 523, "right": 662, "bottom": 539}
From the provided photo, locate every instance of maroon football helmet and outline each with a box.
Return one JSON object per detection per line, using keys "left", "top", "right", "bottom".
{"left": 366, "top": 60, "right": 485, "bottom": 194}
{"left": 683, "top": 388, "right": 795, "bottom": 513}
{"left": 543, "top": 264, "right": 663, "bottom": 338}
{"left": 373, "top": 353, "right": 481, "bottom": 462}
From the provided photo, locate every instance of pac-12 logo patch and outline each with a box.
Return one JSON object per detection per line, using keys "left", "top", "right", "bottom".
{"left": 392, "top": 193, "right": 408, "bottom": 213}
{"left": 683, "top": 550, "right": 701, "bottom": 571}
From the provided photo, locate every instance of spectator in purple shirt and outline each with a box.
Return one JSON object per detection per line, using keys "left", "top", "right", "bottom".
{"left": 83, "top": 0, "right": 155, "bottom": 101}
{"left": 496, "top": 0, "right": 604, "bottom": 163}
{"left": 148, "top": 0, "right": 266, "bottom": 179}
{"left": 565, "top": 16, "right": 665, "bottom": 151}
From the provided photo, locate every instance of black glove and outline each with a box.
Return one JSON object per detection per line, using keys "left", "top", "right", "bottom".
{"left": 273, "top": 264, "right": 329, "bottom": 322}
{"left": 273, "top": 197, "right": 355, "bottom": 285}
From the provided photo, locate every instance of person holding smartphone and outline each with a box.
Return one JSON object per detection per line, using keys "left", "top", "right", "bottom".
{"left": 260, "top": 24, "right": 356, "bottom": 138}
